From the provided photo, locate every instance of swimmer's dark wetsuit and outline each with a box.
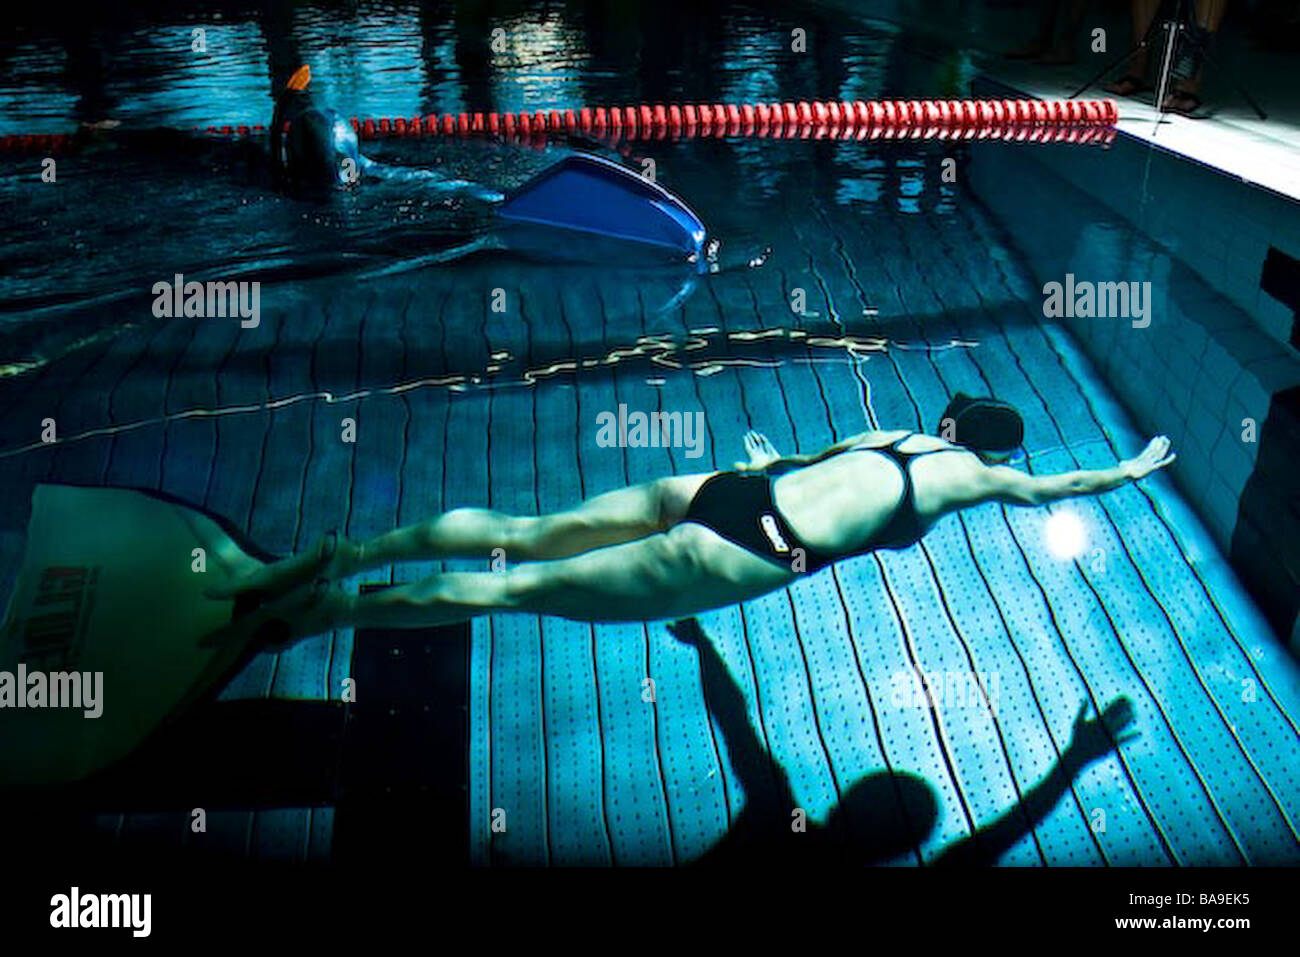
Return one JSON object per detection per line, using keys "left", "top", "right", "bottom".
{"left": 270, "top": 75, "right": 363, "bottom": 191}
{"left": 682, "top": 434, "right": 948, "bottom": 573}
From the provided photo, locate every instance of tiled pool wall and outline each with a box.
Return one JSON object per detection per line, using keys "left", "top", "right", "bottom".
{"left": 966, "top": 130, "right": 1300, "bottom": 654}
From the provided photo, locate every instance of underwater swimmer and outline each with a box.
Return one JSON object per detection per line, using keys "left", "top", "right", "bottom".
{"left": 205, "top": 395, "right": 1176, "bottom": 646}
{"left": 270, "top": 64, "right": 501, "bottom": 200}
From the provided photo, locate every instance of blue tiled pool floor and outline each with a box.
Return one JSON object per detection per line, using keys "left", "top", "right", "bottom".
{"left": 463, "top": 185, "right": 1300, "bottom": 865}
{"left": 1, "top": 159, "right": 1297, "bottom": 866}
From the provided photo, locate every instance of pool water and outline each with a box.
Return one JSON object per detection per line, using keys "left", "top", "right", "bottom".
{"left": 1, "top": 0, "right": 1298, "bottom": 866}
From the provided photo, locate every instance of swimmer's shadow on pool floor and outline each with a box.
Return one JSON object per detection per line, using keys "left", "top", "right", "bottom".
{"left": 669, "top": 618, "right": 1136, "bottom": 867}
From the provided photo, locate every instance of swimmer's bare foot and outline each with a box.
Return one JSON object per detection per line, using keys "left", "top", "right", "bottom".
{"left": 201, "top": 578, "right": 353, "bottom": 651}
{"left": 205, "top": 530, "right": 360, "bottom": 600}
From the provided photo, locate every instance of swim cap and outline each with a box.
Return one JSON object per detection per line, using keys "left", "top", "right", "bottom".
{"left": 936, "top": 393, "right": 1024, "bottom": 454}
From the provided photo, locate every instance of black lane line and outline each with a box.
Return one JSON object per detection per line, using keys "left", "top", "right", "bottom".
{"left": 646, "top": 286, "right": 734, "bottom": 838}
{"left": 519, "top": 285, "right": 553, "bottom": 866}
{"left": 728, "top": 275, "right": 817, "bottom": 831}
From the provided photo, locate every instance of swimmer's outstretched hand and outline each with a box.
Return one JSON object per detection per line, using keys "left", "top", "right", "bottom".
{"left": 1122, "top": 435, "right": 1176, "bottom": 480}
{"left": 1066, "top": 696, "right": 1139, "bottom": 766}
{"left": 735, "top": 430, "right": 780, "bottom": 472}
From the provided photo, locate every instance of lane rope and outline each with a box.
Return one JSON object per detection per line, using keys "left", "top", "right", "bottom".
{"left": 338, "top": 98, "right": 1118, "bottom": 144}
{"left": 0, "top": 98, "right": 1118, "bottom": 153}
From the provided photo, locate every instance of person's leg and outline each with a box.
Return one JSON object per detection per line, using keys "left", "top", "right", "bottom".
{"left": 1005, "top": 0, "right": 1061, "bottom": 58}
{"left": 1106, "top": 0, "right": 1161, "bottom": 91}
{"left": 350, "top": 473, "right": 709, "bottom": 567}
{"left": 1134, "top": 0, "right": 1162, "bottom": 46}
{"left": 206, "top": 473, "right": 712, "bottom": 598}
{"left": 253, "top": 523, "right": 788, "bottom": 638}
{"left": 1195, "top": 0, "right": 1227, "bottom": 33}
{"left": 1039, "top": 0, "right": 1090, "bottom": 62}
{"left": 1066, "top": 0, "right": 1090, "bottom": 34}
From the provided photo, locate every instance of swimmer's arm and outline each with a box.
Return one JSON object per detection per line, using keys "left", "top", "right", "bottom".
{"left": 983, "top": 464, "right": 1133, "bottom": 506}
{"left": 982, "top": 436, "right": 1175, "bottom": 506}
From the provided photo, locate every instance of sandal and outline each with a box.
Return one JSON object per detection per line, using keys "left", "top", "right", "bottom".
{"left": 1104, "top": 74, "right": 1151, "bottom": 97}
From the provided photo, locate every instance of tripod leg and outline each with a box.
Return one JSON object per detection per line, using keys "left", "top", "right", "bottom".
{"left": 1154, "top": 22, "right": 1181, "bottom": 116}
{"left": 1187, "top": 45, "right": 1269, "bottom": 119}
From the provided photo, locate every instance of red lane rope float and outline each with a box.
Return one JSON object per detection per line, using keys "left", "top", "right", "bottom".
{"left": 0, "top": 133, "right": 76, "bottom": 154}
{"left": 0, "top": 98, "right": 1117, "bottom": 153}
{"left": 338, "top": 98, "right": 1117, "bottom": 144}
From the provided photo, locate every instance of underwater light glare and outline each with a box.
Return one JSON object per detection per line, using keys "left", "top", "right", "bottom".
{"left": 1044, "top": 510, "right": 1087, "bottom": 560}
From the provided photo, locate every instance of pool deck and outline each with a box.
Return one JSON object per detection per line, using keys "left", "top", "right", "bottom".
{"left": 989, "top": 60, "right": 1300, "bottom": 204}
{"left": 819, "top": 0, "right": 1300, "bottom": 203}
{"left": 2, "top": 161, "right": 1298, "bottom": 866}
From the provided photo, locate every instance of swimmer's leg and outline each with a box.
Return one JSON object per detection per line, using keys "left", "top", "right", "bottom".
{"left": 321, "top": 524, "right": 790, "bottom": 631}
{"left": 207, "top": 474, "right": 711, "bottom": 599}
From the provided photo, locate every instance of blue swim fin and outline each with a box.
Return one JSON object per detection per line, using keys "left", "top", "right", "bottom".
{"left": 497, "top": 154, "right": 707, "bottom": 265}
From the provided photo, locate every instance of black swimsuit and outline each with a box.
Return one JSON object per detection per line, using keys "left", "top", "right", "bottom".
{"left": 682, "top": 434, "right": 947, "bottom": 573}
